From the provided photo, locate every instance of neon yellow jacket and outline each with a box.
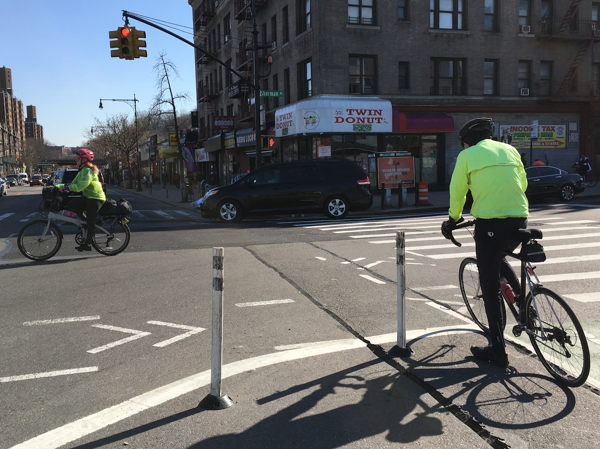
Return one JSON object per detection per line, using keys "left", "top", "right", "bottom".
{"left": 68, "top": 167, "right": 106, "bottom": 201}
{"left": 449, "top": 139, "right": 528, "bottom": 221}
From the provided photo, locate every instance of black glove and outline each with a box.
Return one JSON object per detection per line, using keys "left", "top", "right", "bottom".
{"left": 441, "top": 217, "right": 463, "bottom": 240}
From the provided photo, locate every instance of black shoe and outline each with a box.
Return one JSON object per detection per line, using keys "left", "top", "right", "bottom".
{"left": 75, "top": 244, "right": 92, "bottom": 252}
{"left": 470, "top": 346, "right": 509, "bottom": 367}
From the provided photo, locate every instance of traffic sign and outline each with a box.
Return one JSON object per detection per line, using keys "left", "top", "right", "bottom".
{"left": 260, "top": 90, "right": 284, "bottom": 97}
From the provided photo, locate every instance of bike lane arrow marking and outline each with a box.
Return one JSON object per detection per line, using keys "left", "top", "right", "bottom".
{"left": 147, "top": 321, "right": 205, "bottom": 347}
{"left": 87, "top": 325, "right": 151, "bottom": 354}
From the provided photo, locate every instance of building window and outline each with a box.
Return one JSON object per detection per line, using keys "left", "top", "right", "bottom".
{"left": 430, "top": 0, "right": 465, "bottom": 30}
{"left": 484, "top": 60, "right": 497, "bottom": 95}
{"left": 218, "top": 67, "right": 223, "bottom": 92}
{"left": 399, "top": 62, "right": 409, "bottom": 89}
{"left": 297, "top": 0, "right": 311, "bottom": 35}
{"left": 398, "top": 0, "right": 408, "bottom": 20}
{"left": 226, "top": 104, "right": 234, "bottom": 117}
{"left": 484, "top": 0, "right": 497, "bottom": 31}
{"left": 430, "top": 58, "right": 465, "bottom": 95}
{"left": 284, "top": 68, "right": 290, "bottom": 105}
{"left": 349, "top": 55, "right": 376, "bottom": 94}
{"left": 540, "top": 61, "right": 552, "bottom": 96}
{"left": 271, "top": 14, "right": 277, "bottom": 46}
{"left": 518, "top": 60, "right": 531, "bottom": 89}
{"left": 283, "top": 6, "right": 289, "bottom": 43}
{"left": 224, "top": 14, "right": 231, "bottom": 42}
{"left": 348, "top": 0, "right": 375, "bottom": 25}
{"left": 593, "top": 63, "right": 600, "bottom": 95}
{"left": 298, "top": 59, "right": 312, "bottom": 100}
{"left": 519, "top": 0, "right": 530, "bottom": 27}
{"left": 225, "top": 59, "right": 233, "bottom": 87}
{"left": 273, "top": 73, "right": 279, "bottom": 107}
{"left": 594, "top": 3, "right": 600, "bottom": 26}
{"left": 541, "top": 0, "right": 553, "bottom": 33}
{"left": 217, "top": 24, "right": 221, "bottom": 50}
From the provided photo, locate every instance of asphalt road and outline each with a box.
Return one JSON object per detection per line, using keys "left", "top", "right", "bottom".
{"left": 2, "top": 186, "right": 600, "bottom": 448}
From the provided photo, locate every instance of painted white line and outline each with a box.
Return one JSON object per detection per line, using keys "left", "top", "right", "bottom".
{"left": 508, "top": 254, "right": 600, "bottom": 267}
{"left": 173, "top": 211, "right": 189, "bottom": 216}
{"left": 235, "top": 299, "right": 295, "bottom": 307}
{"left": 87, "top": 325, "right": 151, "bottom": 354}
{"left": 545, "top": 220, "right": 597, "bottom": 225}
{"left": 20, "top": 212, "right": 38, "bottom": 222}
{"left": 0, "top": 367, "right": 98, "bottom": 383}
{"left": 539, "top": 271, "right": 600, "bottom": 283}
{"left": 23, "top": 316, "right": 101, "bottom": 326}
{"left": 364, "top": 260, "right": 388, "bottom": 269}
{"left": 413, "top": 285, "right": 459, "bottom": 291}
{"left": 0, "top": 213, "right": 14, "bottom": 221}
{"left": 359, "top": 274, "right": 386, "bottom": 284}
{"left": 351, "top": 257, "right": 366, "bottom": 262}
{"left": 11, "top": 324, "right": 478, "bottom": 449}
{"left": 429, "top": 241, "right": 600, "bottom": 260}
{"left": 405, "top": 250, "right": 425, "bottom": 257}
{"left": 146, "top": 321, "right": 205, "bottom": 348}
{"left": 563, "top": 293, "right": 600, "bottom": 303}
{"left": 341, "top": 261, "right": 350, "bottom": 264}
{"left": 153, "top": 210, "right": 175, "bottom": 220}
{"left": 315, "top": 256, "right": 326, "bottom": 261}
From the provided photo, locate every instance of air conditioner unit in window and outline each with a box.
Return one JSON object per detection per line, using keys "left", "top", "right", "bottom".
{"left": 521, "top": 25, "right": 531, "bottom": 34}
{"left": 520, "top": 88, "right": 530, "bottom": 96}
{"left": 272, "top": 41, "right": 277, "bottom": 50}
{"left": 224, "top": 34, "right": 231, "bottom": 42}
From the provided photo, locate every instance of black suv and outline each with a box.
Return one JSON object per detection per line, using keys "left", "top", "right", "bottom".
{"left": 42, "top": 168, "right": 106, "bottom": 209}
{"left": 200, "top": 159, "right": 372, "bottom": 223}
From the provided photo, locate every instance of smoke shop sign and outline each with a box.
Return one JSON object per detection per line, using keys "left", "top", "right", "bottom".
{"left": 275, "top": 96, "right": 392, "bottom": 137}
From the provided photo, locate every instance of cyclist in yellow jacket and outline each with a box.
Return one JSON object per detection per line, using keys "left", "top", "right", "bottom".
{"left": 60, "top": 149, "right": 106, "bottom": 252}
{"left": 442, "top": 118, "right": 529, "bottom": 367}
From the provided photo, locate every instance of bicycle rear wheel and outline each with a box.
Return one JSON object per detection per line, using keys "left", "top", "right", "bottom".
{"left": 525, "top": 287, "right": 590, "bottom": 387}
{"left": 459, "top": 257, "right": 490, "bottom": 334}
{"left": 586, "top": 172, "right": 598, "bottom": 188}
{"left": 17, "top": 220, "right": 62, "bottom": 261}
{"left": 92, "top": 218, "right": 130, "bottom": 256}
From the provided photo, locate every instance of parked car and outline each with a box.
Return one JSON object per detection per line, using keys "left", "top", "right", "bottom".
{"left": 1, "top": 177, "right": 10, "bottom": 188}
{"left": 0, "top": 178, "right": 7, "bottom": 196}
{"left": 525, "top": 165, "right": 585, "bottom": 202}
{"left": 18, "top": 173, "right": 29, "bottom": 184}
{"left": 42, "top": 168, "right": 107, "bottom": 209}
{"left": 6, "top": 175, "right": 20, "bottom": 186}
{"left": 30, "top": 174, "right": 44, "bottom": 186}
{"left": 200, "top": 159, "right": 372, "bottom": 223}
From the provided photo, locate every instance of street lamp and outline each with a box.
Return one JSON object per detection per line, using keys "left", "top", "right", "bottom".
{"left": 98, "top": 95, "right": 142, "bottom": 191}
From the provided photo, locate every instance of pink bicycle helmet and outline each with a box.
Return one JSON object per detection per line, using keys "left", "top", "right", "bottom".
{"left": 76, "top": 148, "right": 94, "bottom": 164}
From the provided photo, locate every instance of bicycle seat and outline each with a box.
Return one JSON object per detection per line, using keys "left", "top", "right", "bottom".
{"left": 514, "top": 228, "right": 543, "bottom": 243}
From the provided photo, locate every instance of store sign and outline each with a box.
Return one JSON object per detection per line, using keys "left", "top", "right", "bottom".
{"left": 236, "top": 128, "right": 256, "bottom": 147}
{"left": 275, "top": 97, "right": 392, "bottom": 137}
{"left": 377, "top": 157, "right": 415, "bottom": 189}
{"left": 499, "top": 124, "right": 566, "bottom": 148}
{"left": 227, "top": 81, "right": 250, "bottom": 99}
{"left": 195, "top": 148, "right": 209, "bottom": 162}
{"left": 169, "top": 134, "right": 180, "bottom": 147}
{"left": 214, "top": 116, "right": 235, "bottom": 130}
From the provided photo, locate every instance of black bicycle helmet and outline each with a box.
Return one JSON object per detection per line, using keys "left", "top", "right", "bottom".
{"left": 458, "top": 117, "right": 494, "bottom": 146}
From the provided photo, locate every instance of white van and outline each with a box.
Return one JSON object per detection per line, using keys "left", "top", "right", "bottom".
{"left": 18, "top": 173, "right": 29, "bottom": 183}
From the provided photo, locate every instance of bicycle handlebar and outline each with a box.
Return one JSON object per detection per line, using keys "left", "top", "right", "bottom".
{"left": 448, "top": 220, "right": 475, "bottom": 247}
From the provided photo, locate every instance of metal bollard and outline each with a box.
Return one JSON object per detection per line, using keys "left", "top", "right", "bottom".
{"left": 199, "top": 248, "right": 233, "bottom": 410}
{"left": 389, "top": 231, "right": 414, "bottom": 357}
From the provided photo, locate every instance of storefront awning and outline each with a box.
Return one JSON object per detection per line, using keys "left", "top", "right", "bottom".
{"left": 393, "top": 111, "right": 454, "bottom": 133}
{"left": 275, "top": 96, "right": 393, "bottom": 137}
{"left": 205, "top": 133, "right": 223, "bottom": 153}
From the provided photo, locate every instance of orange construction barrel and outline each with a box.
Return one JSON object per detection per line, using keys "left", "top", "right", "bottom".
{"left": 418, "top": 181, "right": 429, "bottom": 205}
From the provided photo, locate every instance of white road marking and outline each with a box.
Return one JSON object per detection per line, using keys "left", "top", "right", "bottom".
{"left": 11, "top": 324, "right": 479, "bottom": 449}
{"left": 20, "top": 213, "right": 38, "bottom": 223}
{"left": 538, "top": 271, "right": 600, "bottom": 283}
{"left": 0, "top": 367, "right": 98, "bottom": 383}
{"left": 545, "top": 220, "right": 597, "bottom": 225}
{"left": 351, "top": 257, "right": 366, "bottom": 262}
{"left": 405, "top": 250, "right": 425, "bottom": 257}
{"left": 146, "top": 321, "right": 205, "bottom": 347}
{"left": 23, "top": 316, "right": 100, "bottom": 326}
{"left": 359, "top": 274, "right": 386, "bottom": 284}
{"left": 235, "top": 299, "right": 295, "bottom": 307}
{"left": 173, "top": 210, "right": 190, "bottom": 216}
{"left": 341, "top": 261, "right": 350, "bottom": 264}
{"left": 315, "top": 256, "right": 326, "bottom": 261}
{"left": 429, "top": 241, "right": 600, "bottom": 260}
{"left": 413, "top": 285, "right": 459, "bottom": 291}
{"left": 0, "top": 213, "right": 14, "bottom": 221}
{"left": 153, "top": 210, "right": 175, "bottom": 220}
{"left": 508, "top": 254, "right": 600, "bottom": 267}
{"left": 364, "top": 260, "right": 388, "bottom": 268}
{"left": 87, "top": 325, "right": 151, "bottom": 354}
{"left": 563, "top": 293, "right": 600, "bottom": 303}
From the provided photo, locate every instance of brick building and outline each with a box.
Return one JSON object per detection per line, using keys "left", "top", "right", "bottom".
{"left": 25, "top": 105, "right": 44, "bottom": 141}
{"left": 189, "top": 0, "right": 600, "bottom": 189}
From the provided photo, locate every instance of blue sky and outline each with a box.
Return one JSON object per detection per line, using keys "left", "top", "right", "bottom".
{"left": 2, "top": 0, "right": 196, "bottom": 147}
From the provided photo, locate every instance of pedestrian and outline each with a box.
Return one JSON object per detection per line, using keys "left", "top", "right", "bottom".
{"left": 162, "top": 172, "right": 168, "bottom": 190}
{"left": 520, "top": 153, "right": 527, "bottom": 167}
{"left": 442, "top": 117, "right": 528, "bottom": 367}
{"left": 174, "top": 172, "right": 181, "bottom": 189}
{"left": 143, "top": 174, "right": 148, "bottom": 188}
{"left": 544, "top": 152, "right": 550, "bottom": 166}
{"left": 532, "top": 157, "right": 545, "bottom": 166}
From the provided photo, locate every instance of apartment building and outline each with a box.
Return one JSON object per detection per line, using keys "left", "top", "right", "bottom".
{"left": 0, "top": 67, "right": 27, "bottom": 174}
{"left": 25, "top": 105, "right": 44, "bottom": 141}
{"left": 189, "top": 0, "right": 600, "bottom": 189}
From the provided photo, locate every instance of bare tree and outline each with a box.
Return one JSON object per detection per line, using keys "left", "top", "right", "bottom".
{"left": 21, "top": 138, "right": 54, "bottom": 174}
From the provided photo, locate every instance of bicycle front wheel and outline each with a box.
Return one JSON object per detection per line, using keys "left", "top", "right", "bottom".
{"left": 526, "top": 287, "right": 590, "bottom": 387}
{"left": 459, "top": 257, "right": 490, "bottom": 334}
{"left": 18, "top": 220, "right": 62, "bottom": 261}
{"left": 92, "top": 218, "right": 130, "bottom": 256}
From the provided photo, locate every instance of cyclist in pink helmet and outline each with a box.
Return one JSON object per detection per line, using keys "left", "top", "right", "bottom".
{"left": 60, "top": 149, "right": 106, "bottom": 251}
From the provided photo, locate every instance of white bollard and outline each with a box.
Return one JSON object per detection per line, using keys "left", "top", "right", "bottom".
{"left": 389, "top": 231, "right": 413, "bottom": 357}
{"left": 199, "top": 247, "right": 233, "bottom": 410}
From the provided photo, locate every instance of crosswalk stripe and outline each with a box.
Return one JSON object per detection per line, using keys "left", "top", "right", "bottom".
{"left": 563, "top": 293, "right": 600, "bottom": 303}
{"left": 153, "top": 211, "right": 176, "bottom": 219}
{"left": 539, "top": 271, "right": 600, "bottom": 282}
{"left": 428, "top": 241, "right": 600, "bottom": 260}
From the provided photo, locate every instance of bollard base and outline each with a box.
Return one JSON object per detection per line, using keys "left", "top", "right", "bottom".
{"left": 199, "top": 393, "right": 234, "bottom": 410}
{"left": 388, "top": 345, "right": 414, "bottom": 358}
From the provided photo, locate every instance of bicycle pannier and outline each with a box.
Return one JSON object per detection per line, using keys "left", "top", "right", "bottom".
{"left": 523, "top": 241, "right": 546, "bottom": 262}
{"left": 100, "top": 198, "right": 133, "bottom": 216}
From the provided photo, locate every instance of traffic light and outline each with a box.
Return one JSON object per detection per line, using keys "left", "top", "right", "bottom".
{"left": 108, "top": 27, "right": 133, "bottom": 59}
{"left": 130, "top": 28, "right": 147, "bottom": 58}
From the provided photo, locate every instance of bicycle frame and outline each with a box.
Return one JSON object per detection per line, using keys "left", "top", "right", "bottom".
{"left": 42, "top": 212, "right": 127, "bottom": 243}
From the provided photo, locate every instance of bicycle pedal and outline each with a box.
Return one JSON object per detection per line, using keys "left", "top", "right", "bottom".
{"left": 512, "top": 325, "right": 523, "bottom": 337}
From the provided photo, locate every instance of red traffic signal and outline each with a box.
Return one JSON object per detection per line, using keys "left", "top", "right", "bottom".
{"left": 120, "top": 27, "right": 130, "bottom": 37}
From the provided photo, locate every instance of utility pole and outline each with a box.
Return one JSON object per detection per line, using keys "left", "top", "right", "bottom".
{"left": 252, "top": 0, "right": 262, "bottom": 168}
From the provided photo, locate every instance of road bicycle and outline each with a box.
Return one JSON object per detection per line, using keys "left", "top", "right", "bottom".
{"left": 448, "top": 221, "right": 590, "bottom": 388}
{"left": 17, "top": 207, "right": 131, "bottom": 261}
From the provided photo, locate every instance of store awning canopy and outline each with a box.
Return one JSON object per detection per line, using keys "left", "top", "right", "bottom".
{"left": 393, "top": 111, "right": 455, "bottom": 133}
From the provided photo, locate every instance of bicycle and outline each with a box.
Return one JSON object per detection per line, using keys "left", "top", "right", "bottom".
{"left": 584, "top": 171, "right": 598, "bottom": 188}
{"left": 17, "top": 192, "right": 131, "bottom": 261}
{"left": 448, "top": 221, "right": 590, "bottom": 388}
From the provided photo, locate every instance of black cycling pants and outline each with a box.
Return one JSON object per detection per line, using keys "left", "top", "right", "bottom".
{"left": 67, "top": 197, "right": 105, "bottom": 245}
{"left": 474, "top": 217, "right": 528, "bottom": 355}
